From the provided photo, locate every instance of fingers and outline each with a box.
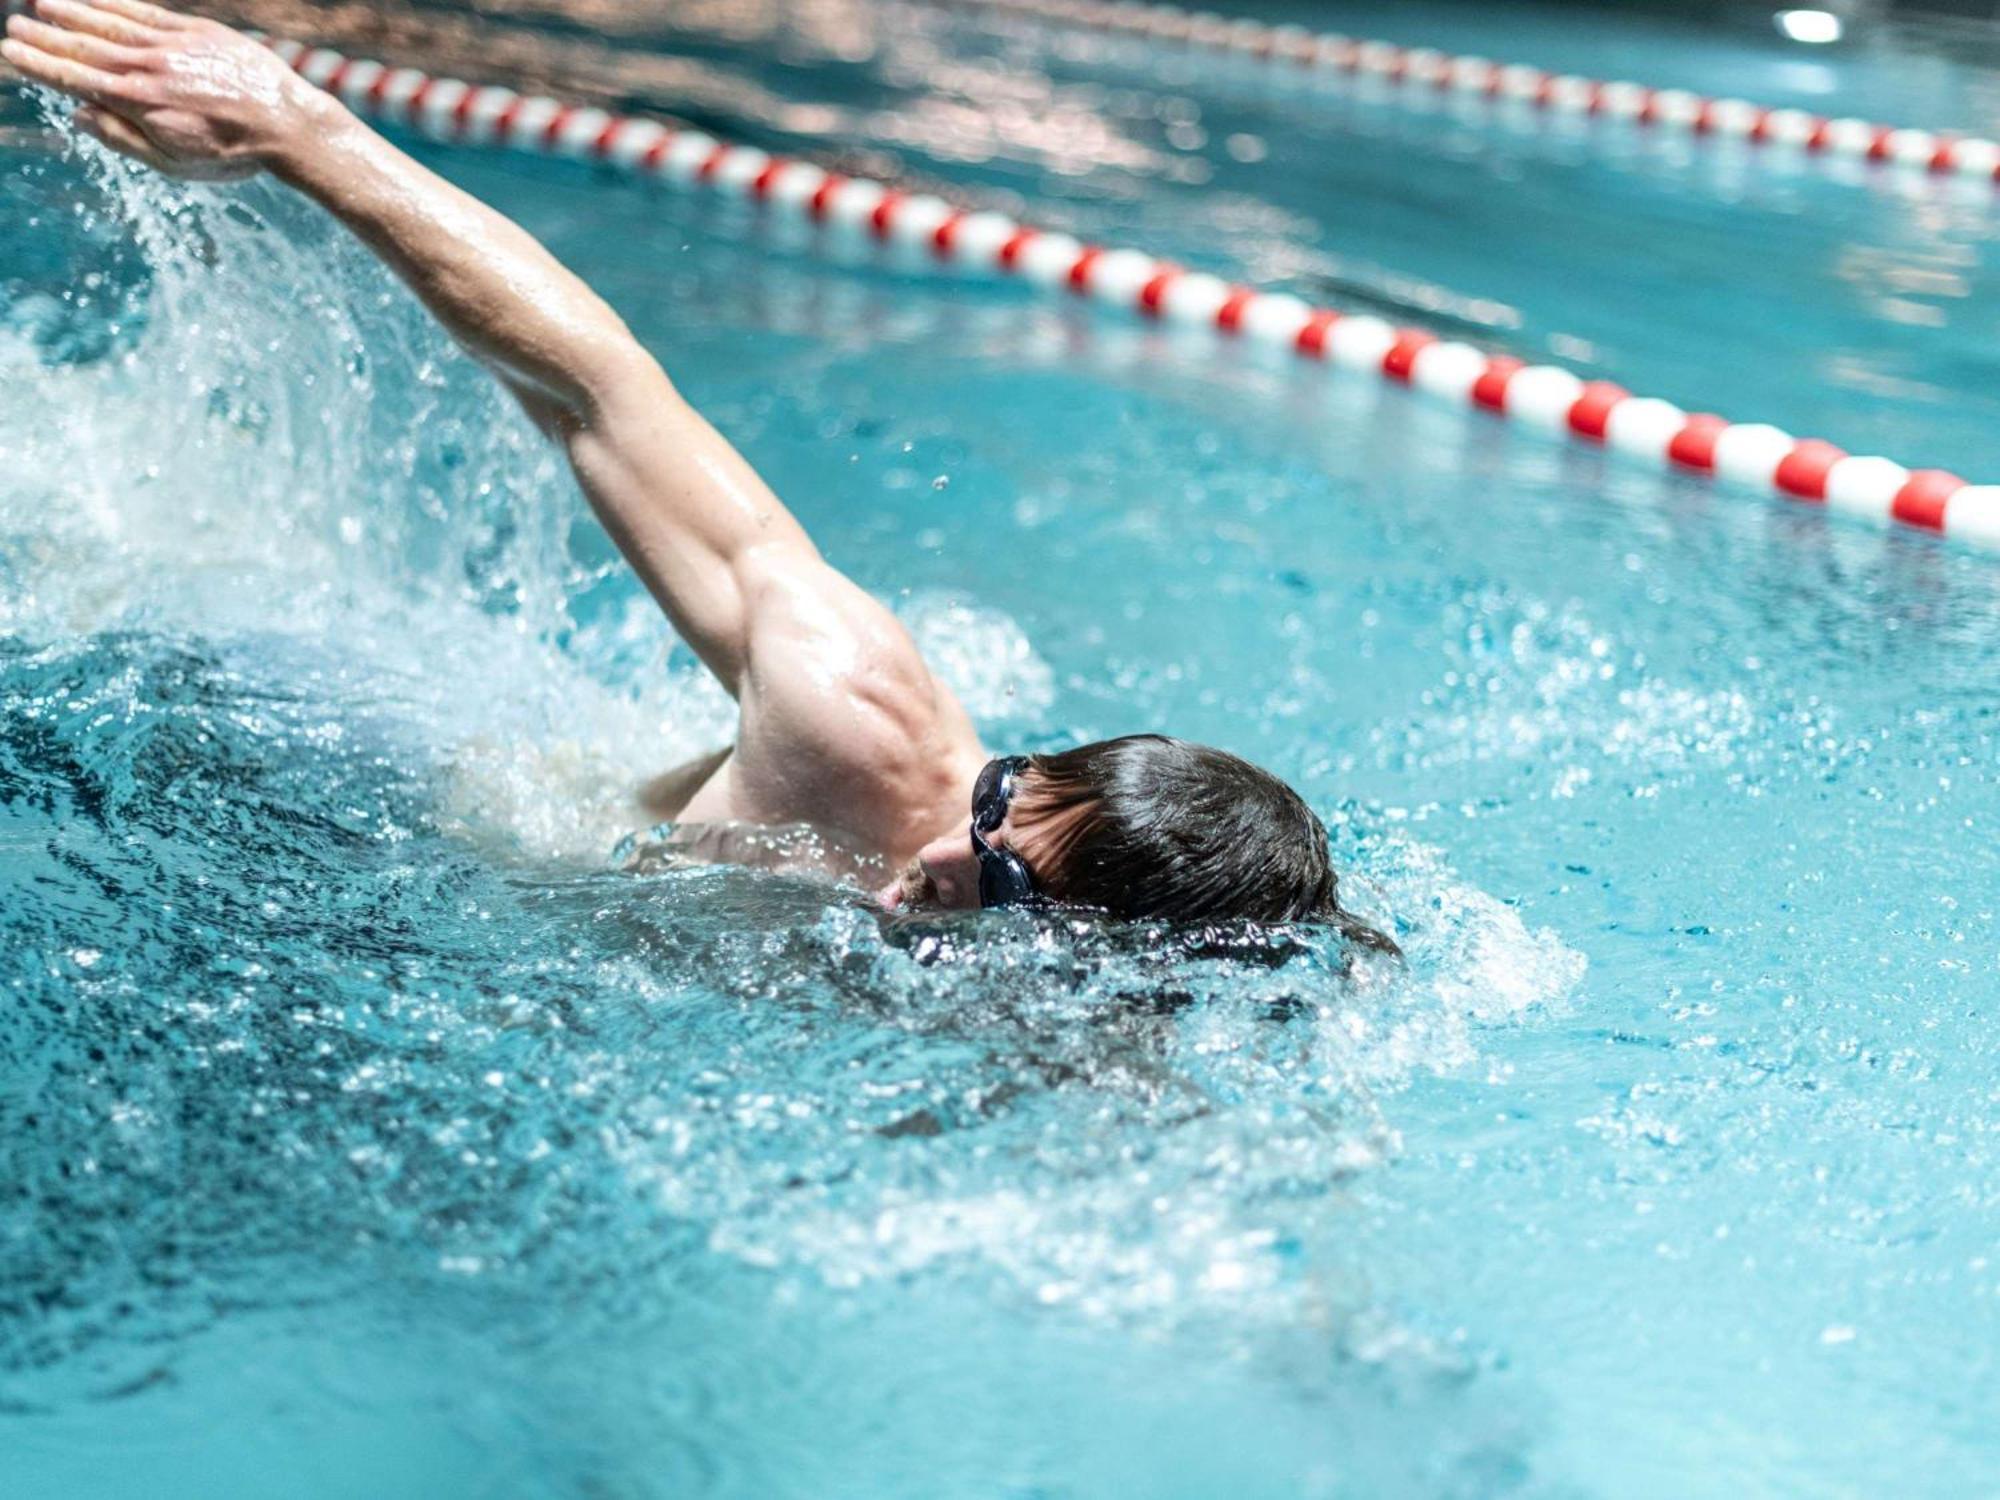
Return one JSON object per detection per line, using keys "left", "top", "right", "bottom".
{"left": 6, "top": 13, "right": 145, "bottom": 71}
{"left": 1, "top": 34, "right": 135, "bottom": 106}
{"left": 75, "top": 0, "right": 190, "bottom": 30}
{"left": 31, "top": 0, "right": 166, "bottom": 46}
{"left": 74, "top": 101, "right": 168, "bottom": 168}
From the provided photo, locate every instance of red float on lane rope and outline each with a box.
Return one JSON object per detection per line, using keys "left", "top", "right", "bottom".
{"left": 1567, "top": 381, "right": 1629, "bottom": 441}
{"left": 1892, "top": 470, "right": 1963, "bottom": 531}
{"left": 1775, "top": 439, "right": 1848, "bottom": 501}
{"left": 1471, "top": 356, "right": 1524, "bottom": 411}
{"left": 1382, "top": 330, "right": 1438, "bottom": 384}
{"left": 1668, "top": 414, "right": 1730, "bottom": 471}
{"left": 1296, "top": 309, "right": 1342, "bottom": 358}
{"left": 1215, "top": 286, "right": 1257, "bottom": 333}
{"left": 997, "top": 228, "right": 1039, "bottom": 268}
{"left": 1066, "top": 246, "right": 1104, "bottom": 292}
{"left": 808, "top": 174, "right": 847, "bottom": 222}
{"left": 1137, "top": 267, "right": 1181, "bottom": 317}
{"left": 869, "top": 191, "right": 905, "bottom": 239}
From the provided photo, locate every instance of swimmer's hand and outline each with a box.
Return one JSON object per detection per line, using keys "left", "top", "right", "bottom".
{"left": 1, "top": 0, "right": 334, "bottom": 182}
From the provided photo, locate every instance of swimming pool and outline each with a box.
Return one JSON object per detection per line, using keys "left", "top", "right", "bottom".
{"left": 2, "top": 0, "right": 1997, "bottom": 1494}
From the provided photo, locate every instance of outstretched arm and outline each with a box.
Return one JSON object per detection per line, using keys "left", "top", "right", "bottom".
{"left": 1, "top": 0, "right": 942, "bottom": 744}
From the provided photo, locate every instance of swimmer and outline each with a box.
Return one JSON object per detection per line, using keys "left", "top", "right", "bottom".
{"left": 3, "top": 0, "right": 1394, "bottom": 946}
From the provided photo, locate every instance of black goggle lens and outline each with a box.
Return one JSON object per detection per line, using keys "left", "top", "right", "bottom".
{"left": 970, "top": 757, "right": 1037, "bottom": 908}
{"left": 972, "top": 757, "right": 1013, "bottom": 833}
{"left": 976, "top": 842, "right": 1037, "bottom": 908}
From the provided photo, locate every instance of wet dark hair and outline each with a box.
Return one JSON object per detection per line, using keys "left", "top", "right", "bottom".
{"left": 1015, "top": 735, "right": 1400, "bottom": 955}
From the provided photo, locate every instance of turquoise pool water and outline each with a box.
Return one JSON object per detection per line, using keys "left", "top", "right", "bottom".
{"left": 3, "top": 2, "right": 1998, "bottom": 1496}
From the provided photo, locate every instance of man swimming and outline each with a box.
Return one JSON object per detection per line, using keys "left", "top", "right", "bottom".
{"left": 3, "top": 0, "right": 1392, "bottom": 944}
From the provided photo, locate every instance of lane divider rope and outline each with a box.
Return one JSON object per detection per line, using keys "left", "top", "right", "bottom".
{"left": 41, "top": 29, "right": 1998, "bottom": 550}
{"left": 930, "top": 0, "right": 2000, "bottom": 185}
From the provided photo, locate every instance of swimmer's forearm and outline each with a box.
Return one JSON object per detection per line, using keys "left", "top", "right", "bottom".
{"left": 271, "top": 100, "right": 826, "bottom": 691}
{"left": 269, "top": 104, "right": 645, "bottom": 414}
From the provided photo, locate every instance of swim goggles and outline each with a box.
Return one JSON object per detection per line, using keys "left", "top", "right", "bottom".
{"left": 971, "top": 756, "right": 1038, "bottom": 909}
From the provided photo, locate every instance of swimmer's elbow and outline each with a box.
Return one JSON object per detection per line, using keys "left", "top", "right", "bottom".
{"left": 569, "top": 334, "right": 675, "bottom": 421}
{"left": 489, "top": 323, "right": 665, "bottom": 430}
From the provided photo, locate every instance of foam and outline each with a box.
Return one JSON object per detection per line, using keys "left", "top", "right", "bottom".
{"left": 1382, "top": 594, "right": 1754, "bottom": 794}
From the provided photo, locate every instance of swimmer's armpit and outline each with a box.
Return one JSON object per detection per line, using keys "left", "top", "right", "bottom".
{"left": 638, "top": 746, "right": 733, "bottom": 822}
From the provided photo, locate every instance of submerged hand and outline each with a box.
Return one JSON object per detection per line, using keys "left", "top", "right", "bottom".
{"left": 1, "top": 0, "right": 333, "bottom": 181}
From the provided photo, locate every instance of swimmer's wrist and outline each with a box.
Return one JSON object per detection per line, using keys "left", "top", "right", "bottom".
{"left": 266, "top": 91, "right": 368, "bottom": 184}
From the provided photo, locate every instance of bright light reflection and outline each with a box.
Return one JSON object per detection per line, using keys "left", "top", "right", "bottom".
{"left": 1775, "top": 9, "right": 1844, "bottom": 44}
